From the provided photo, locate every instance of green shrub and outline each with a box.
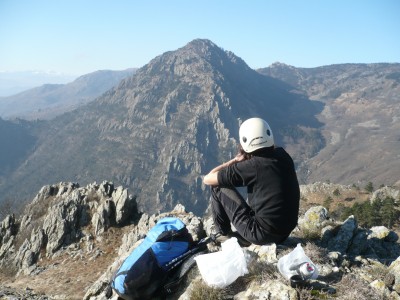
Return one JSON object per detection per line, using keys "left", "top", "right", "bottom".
{"left": 333, "top": 189, "right": 340, "bottom": 197}
{"left": 365, "top": 182, "right": 374, "bottom": 193}
{"left": 336, "top": 196, "right": 400, "bottom": 228}
{"left": 323, "top": 196, "right": 333, "bottom": 210}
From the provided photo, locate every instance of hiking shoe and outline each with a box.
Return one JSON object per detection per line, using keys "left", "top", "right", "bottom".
{"left": 212, "top": 231, "right": 251, "bottom": 247}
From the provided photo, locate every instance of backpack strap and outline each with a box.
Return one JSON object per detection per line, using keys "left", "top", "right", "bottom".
{"left": 163, "top": 250, "right": 207, "bottom": 294}
{"left": 162, "top": 236, "right": 212, "bottom": 295}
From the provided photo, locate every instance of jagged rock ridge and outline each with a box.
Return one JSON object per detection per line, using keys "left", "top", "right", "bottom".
{"left": 0, "top": 182, "right": 399, "bottom": 299}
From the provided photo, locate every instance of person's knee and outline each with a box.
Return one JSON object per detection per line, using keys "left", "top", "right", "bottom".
{"left": 241, "top": 229, "right": 288, "bottom": 245}
{"left": 211, "top": 186, "right": 220, "bottom": 198}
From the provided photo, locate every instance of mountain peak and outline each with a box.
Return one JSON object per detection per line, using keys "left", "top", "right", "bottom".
{"left": 183, "top": 38, "right": 249, "bottom": 69}
{"left": 141, "top": 39, "right": 251, "bottom": 77}
{"left": 184, "top": 38, "right": 218, "bottom": 49}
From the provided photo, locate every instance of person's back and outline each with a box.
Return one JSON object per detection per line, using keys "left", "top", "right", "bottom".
{"left": 203, "top": 117, "right": 300, "bottom": 246}
{"left": 249, "top": 147, "right": 300, "bottom": 236}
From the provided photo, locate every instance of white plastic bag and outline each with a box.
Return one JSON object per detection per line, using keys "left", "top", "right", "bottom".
{"left": 195, "top": 237, "right": 248, "bottom": 288}
{"left": 277, "top": 243, "right": 319, "bottom": 280}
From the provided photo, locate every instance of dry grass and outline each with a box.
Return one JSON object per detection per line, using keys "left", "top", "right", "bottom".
{"left": 1, "top": 226, "right": 128, "bottom": 299}
{"left": 333, "top": 273, "right": 383, "bottom": 300}
{"left": 245, "top": 259, "right": 279, "bottom": 284}
{"left": 302, "top": 243, "right": 329, "bottom": 265}
{"left": 300, "top": 186, "right": 370, "bottom": 214}
{"left": 0, "top": 262, "right": 19, "bottom": 279}
{"left": 296, "top": 287, "right": 331, "bottom": 300}
{"left": 295, "top": 226, "right": 323, "bottom": 242}
{"left": 188, "top": 280, "right": 225, "bottom": 300}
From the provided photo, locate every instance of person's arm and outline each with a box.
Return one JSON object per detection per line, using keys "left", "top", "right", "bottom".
{"left": 203, "top": 153, "right": 246, "bottom": 186}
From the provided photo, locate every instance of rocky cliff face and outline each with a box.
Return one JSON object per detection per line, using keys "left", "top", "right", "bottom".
{"left": 258, "top": 63, "right": 400, "bottom": 187}
{"left": 1, "top": 182, "right": 399, "bottom": 299}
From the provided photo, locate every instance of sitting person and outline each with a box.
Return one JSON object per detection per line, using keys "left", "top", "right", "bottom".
{"left": 203, "top": 117, "right": 300, "bottom": 246}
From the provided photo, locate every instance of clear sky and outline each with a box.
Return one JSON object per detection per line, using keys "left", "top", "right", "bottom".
{"left": 1, "top": 0, "right": 399, "bottom": 76}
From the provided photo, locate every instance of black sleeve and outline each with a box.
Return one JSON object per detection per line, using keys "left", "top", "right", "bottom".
{"left": 217, "top": 159, "right": 256, "bottom": 187}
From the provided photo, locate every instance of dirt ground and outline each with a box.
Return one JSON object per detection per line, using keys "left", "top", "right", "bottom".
{"left": 0, "top": 227, "right": 127, "bottom": 299}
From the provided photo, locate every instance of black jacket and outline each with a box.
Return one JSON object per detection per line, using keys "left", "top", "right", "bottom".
{"left": 218, "top": 147, "right": 300, "bottom": 235}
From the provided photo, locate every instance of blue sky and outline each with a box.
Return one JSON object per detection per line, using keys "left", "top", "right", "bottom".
{"left": 0, "top": 0, "right": 399, "bottom": 76}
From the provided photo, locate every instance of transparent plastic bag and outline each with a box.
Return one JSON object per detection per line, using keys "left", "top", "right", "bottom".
{"left": 194, "top": 237, "right": 248, "bottom": 288}
{"left": 277, "top": 243, "right": 319, "bottom": 281}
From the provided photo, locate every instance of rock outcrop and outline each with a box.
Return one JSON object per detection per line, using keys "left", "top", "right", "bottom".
{"left": 0, "top": 181, "right": 138, "bottom": 276}
{"left": 0, "top": 182, "right": 399, "bottom": 299}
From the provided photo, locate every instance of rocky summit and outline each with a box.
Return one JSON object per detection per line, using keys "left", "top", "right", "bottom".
{"left": 1, "top": 181, "right": 399, "bottom": 299}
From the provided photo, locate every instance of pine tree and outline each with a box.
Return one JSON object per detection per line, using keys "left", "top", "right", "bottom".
{"left": 365, "top": 182, "right": 374, "bottom": 193}
{"left": 380, "top": 196, "right": 400, "bottom": 228}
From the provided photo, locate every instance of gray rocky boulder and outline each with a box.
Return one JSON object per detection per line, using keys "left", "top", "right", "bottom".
{"left": 325, "top": 215, "right": 358, "bottom": 253}
{"left": 371, "top": 186, "right": 400, "bottom": 203}
{"left": 0, "top": 214, "right": 17, "bottom": 265}
{"left": 14, "top": 228, "right": 45, "bottom": 274}
{"left": 0, "top": 181, "right": 139, "bottom": 276}
{"left": 389, "top": 257, "right": 400, "bottom": 293}
{"left": 298, "top": 205, "right": 329, "bottom": 234}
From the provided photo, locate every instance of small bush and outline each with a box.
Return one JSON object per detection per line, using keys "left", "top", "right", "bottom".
{"left": 365, "top": 182, "right": 374, "bottom": 193}
{"left": 323, "top": 196, "right": 333, "bottom": 210}
{"left": 296, "top": 287, "right": 330, "bottom": 300}
{"left": 367, "top": 263, "right": 394, "bottom": 287}
{"left": 333, "top": 189, "right": 341, "bottom": 197}
{"left": 189, "top": 280, "right": 224, "bottom": 300}
{"left": 245, "top": 259, "right": 279, "bottom": 284}
{"left": 334, "top": 274, "right": 382, "bottom": 300}
{"left": 296, "top": 226, "right": 322, "bottom": 242}
{"left": 303, "top": 242, "right": 329, "bottom": 265}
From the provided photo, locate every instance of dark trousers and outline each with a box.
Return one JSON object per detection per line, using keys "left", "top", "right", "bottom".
{"left": 210, "top": 186, "right": 288, "bottom": 245}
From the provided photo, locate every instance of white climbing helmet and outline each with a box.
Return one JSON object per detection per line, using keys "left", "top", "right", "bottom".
{"left": 239, "top": 117, "right": 274, "bottom": 153}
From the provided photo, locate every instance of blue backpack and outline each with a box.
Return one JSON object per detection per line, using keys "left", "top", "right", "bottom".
{"left": 111, "top": 217, "right": 208, "bottom": 299}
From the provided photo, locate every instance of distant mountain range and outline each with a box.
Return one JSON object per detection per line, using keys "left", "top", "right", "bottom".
{"left": 0, "top": 70, "right": 77, "bottom": 97}
{"left": 0, "top": 69, "right": 136, "bottom": 120}
{"left": 0, "top": 39, "right": 399, "bottom": 216}
{"left": 258, "top": 62, "right": 400, "bottom": 187}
